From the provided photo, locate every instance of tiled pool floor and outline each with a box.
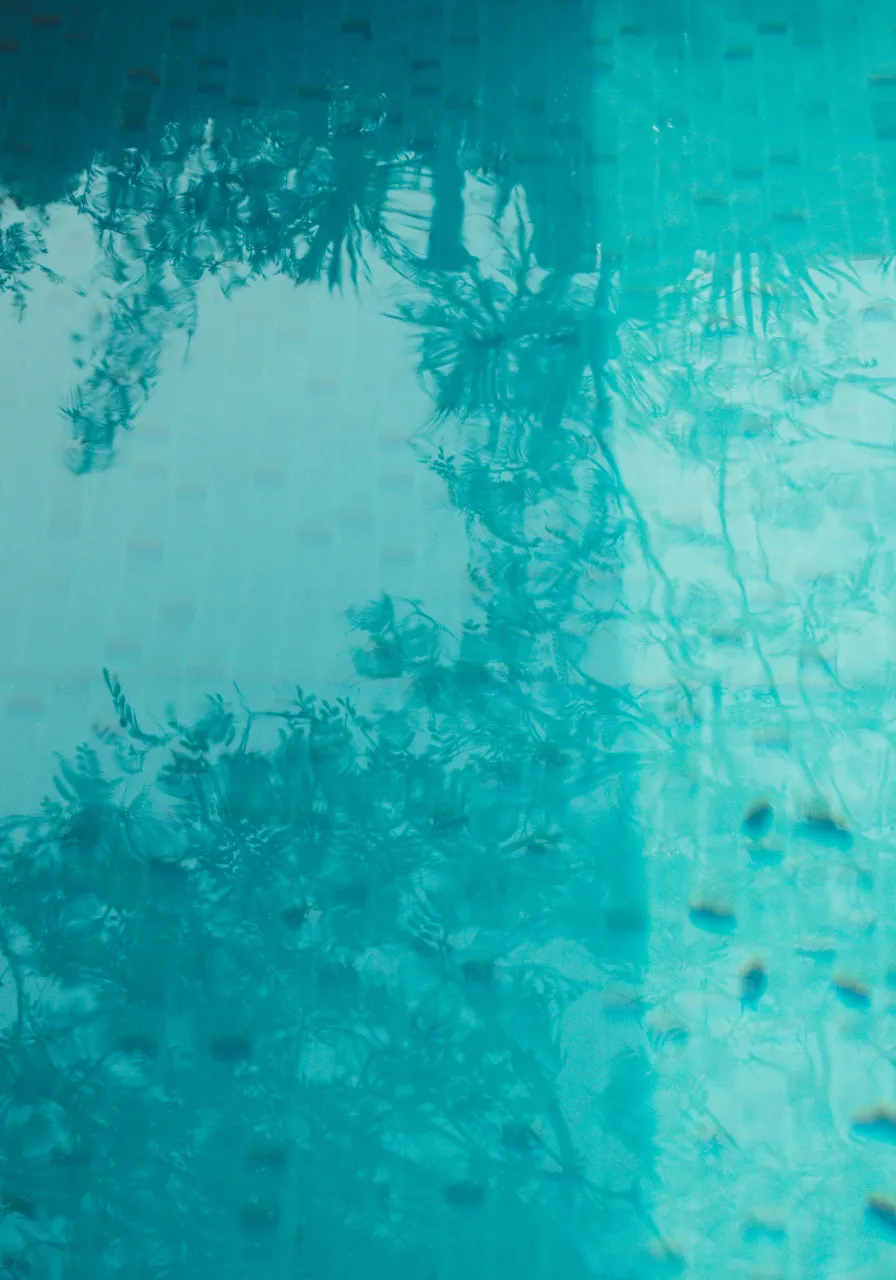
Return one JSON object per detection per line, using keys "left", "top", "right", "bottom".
{"left": 2, "top": 2, "right": 896, "bottom": 1277}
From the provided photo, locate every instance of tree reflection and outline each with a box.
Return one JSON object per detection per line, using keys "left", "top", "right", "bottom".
{"left": 394, "top": 198, "right": 607, "bottom": 437}
{"left": 59, "top": 97, "right": 419, "bottom": 471}
{"left": 3, "top": 75, "right": 887, "bottom": 1273}
{"left": 8, "top": 2, "right": 893, "bottom": 1272}
{"left": 0, "top": 554, "right": 651, "bottom": 1274}
{"left": 0, "top": 117, "right": 655, "bottom": 1280}
{"left": 0, "top": 202, "right": 55, "bottom": 317}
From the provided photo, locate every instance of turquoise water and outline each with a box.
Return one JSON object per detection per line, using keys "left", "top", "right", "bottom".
{"left": 2, "top": 2, "right": 896, "bottom": 1276}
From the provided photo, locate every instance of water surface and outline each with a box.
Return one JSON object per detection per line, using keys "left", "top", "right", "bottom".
{"left": 1, "top": 2, "right": 896, "bottom": 1277}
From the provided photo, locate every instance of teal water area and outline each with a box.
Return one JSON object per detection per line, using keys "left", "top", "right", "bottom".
{"left": 2, "top": 2, "right": 896, "bottom": 1276}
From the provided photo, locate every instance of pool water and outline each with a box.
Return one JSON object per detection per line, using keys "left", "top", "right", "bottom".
{"left": 1, "top": 1, "right": 896, "bottom": 1276}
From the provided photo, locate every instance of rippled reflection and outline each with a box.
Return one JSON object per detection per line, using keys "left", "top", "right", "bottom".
{"left": 2, "top": 2, "right": 896, "bottom": 1277}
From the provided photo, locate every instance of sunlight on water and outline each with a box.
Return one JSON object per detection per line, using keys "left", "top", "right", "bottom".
{"left": 2, "top": 2, "right": 896, "bottom": 1277}
{"left": 621, "top": 255, "right": 896, "bottom": 1274}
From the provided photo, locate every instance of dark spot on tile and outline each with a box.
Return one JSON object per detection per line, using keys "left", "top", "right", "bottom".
{"left": 832, "top": 974, "right": 871, "bottom": 1009}
{"left": 853, "top": 1107, "right": 896, "bottom": 1142}
{"left": 240, "top": 1201, "right": 280, "bottom": 1231}
{"left": 341, "top": 19, "right": 371, "bottom": 38}
{"left": 604, "top": 906, "right": 649, "bottom": 935}
{"left": 47, "top": 87, "right": 79, "bottom": 107}
{"left": 297, "top": 83, "right": 330, "bottom": 101}
{"left": 280, "top": 904, "right": 307, "bottom": 929}
{"left": 444, "top": 1179, "right": 485, "bottom": 1206}
{"left": 797, "top": 806, "right": 852, "bottom": 850}
{"left": 52, "top": 1140, "right": 93, "bottom": 1167}
{"left": 771, "top": 209, "right": 808, "bottom": 224}
{"left": 688, "top": 901, "right": 737, "bottom": 934}
{"left": 147, "top": 856, "right": 189, "bottom": 883}
{"left": 1, "top": 1192, "right": 36, "bottom": 1218}
{"left": 115, "top": 1032, "right": 160, "bottom": 1057}
{"left": 748, "top": 842, "right": 784, "bottom": 866}
{"left": 741, "top": 1214, "right": 787, "bottom": 1242}
{"left": 740, "top": 959, "right": 767, "bottom": 1005}
{"left": 501, "top": 1121, "right": 538, "bottom": 1149}
{"left": 245, "top": 1141, "right": 291, "bottom": 1171}
{"left": 209, "top": 1033, "right": 253, "bottom": 1063}
{"left": 868, "top": 1194, "right": 896, "bottom": 1237}
{"left": 125, "top": 68, "right": 161, "bottom": 85}
{"left": 334, "top": 880, "right": 368, "bottom": 908}
{"left": 430, "top": 804, "right": 467, "bottom": 830}
{"left": 461, "top": 958, "right": 495, "bottom": 984}
{"left": 742, "top": 800, "right": 774, "bottom": 839}
{"left": 5, "top": 693, "right": 45, "bottom": 717}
